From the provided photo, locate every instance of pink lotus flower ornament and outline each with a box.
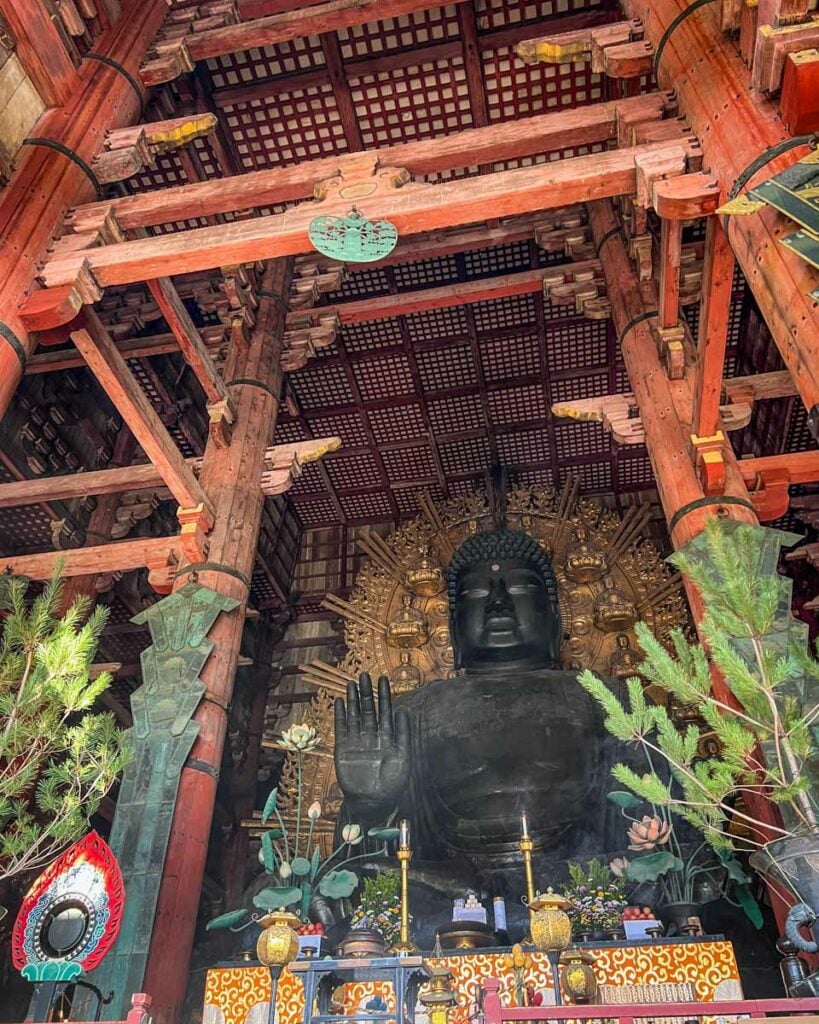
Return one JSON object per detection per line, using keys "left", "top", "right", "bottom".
{"left": 627, "top": 815, "right": 672, "bottom": 851}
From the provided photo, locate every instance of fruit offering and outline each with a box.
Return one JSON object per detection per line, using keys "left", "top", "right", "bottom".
{"left": 622, "top": 906, "right": 654, "bottom": 921}
{"left": 297, "top": 922, "right": 325, "bottom": 936}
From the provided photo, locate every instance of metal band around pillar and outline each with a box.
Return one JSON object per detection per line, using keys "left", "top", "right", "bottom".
{"left": 174, "top": 562, "right": 251, "bottom": 589}
{"left": 0, "top": 321, "right": 27, "bottom": 370}
{"left": 595, "top": 225, "right": 622, "bottom": 256}
{"left": 22, "top": 138, "right": 102, "bottom": 199}
{"left": 726, "top": 135, "right": 818, "bottom": 201}
{"left": 226, "top": 378, "right": 280, "bottom": 401}
{"left": 669, "top": 494, "right": 756, "bottom": 535}
{"left": 84, "top": 53, "right": 145, "bottom": 114}
{"left": 653, "top": 0, "right": 717, "bottom": 79}
{"left": 185, "top": 757, "right": 220, "bottom": 780}
{"left": 617, "top": 310, "right": 658, "bottom": 350}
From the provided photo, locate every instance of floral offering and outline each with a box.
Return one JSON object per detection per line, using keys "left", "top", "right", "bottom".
{"left": 564, "top": 859, "right": 627, "bottom": 935}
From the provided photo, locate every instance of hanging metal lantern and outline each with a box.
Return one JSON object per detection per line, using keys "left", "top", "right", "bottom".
{"left": 528, "top": 888, "right": 573, "bottom": 954}
{"left": 308, "top": 209, "right": 398, "bottom": 262}
{"left": 560, "top": 949, "right": 598, "bottom": 1003}
{"left": 256, "top": 910, "right": 300, "bottom": 967}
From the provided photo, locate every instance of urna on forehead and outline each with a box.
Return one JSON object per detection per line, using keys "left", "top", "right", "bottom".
{"left": 445, "top": 529, "right": 559, "bottom": 602}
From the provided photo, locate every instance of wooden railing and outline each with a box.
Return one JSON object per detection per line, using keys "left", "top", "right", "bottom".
{"left": 481, "top": 978, "right": 819, "bottom": 1024}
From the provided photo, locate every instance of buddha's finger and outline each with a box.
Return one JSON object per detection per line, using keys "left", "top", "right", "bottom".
{"left": 377, "top": 675, "right": 393, "bottom": 739}
{"left": 395, "top": 710, "right": 410, "bottom": 756}
{"left": 359, "top": 673, "right": 377, "bottom": 734}
{"left": 347, "top": 678, "right": 362, "bottom": 735}
{"left": 334, "top": 697, "right": 347, "bottom": 741}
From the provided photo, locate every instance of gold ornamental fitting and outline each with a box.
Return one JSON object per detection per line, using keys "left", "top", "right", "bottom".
{"left": 527, "top": 888, "right": 573, "bottom": 913}
{"left": 527, "top": 888, "right": 573, "bottom": 955}
{"left": 256, "top": 910, "right": 301, "bottom": 967}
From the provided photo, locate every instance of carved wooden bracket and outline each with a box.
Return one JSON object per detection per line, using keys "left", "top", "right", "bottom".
{"left": 691, "top": 431, "right": 727, "bottom": 496}
{"left": 653, "top": 322, "right": 686, "bottom": 379}
{"left": 176, "top": 503, "right": 213, "bottom": 564}
{"left": 516, "top": 20, "right": 654, "bottom": 79}
{"left": 141, "top": 1, "right": 239, "bottom": 86}
{"left": 314, "top": 154, "right": 412, "bottom": 205}
{"left": 260, "top": 437, "right": 342, "bottom": 496}
{"left": 92, "top": 114, "right": 218, "bottom": 184}
{"left": 541, "top": 261, "right": 610, "bottom": 319}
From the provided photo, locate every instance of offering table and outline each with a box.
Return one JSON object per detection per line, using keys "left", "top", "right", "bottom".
{"left": 202, "top": 937, "right": 742, "bottom": 1024}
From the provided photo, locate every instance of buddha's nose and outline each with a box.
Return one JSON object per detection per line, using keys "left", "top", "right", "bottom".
{"left": 485, "top": 578, "right": 514, "bottom": 616}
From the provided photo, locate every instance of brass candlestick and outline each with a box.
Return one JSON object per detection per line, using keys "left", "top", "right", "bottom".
{"left": 391, "top": 821, "right": 418, "bottom": 955}
{"left": 519, "top": 813, "right": 536, "bottom": 937}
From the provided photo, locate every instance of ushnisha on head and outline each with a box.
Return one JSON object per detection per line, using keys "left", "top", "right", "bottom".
{"left": 446, "top": 529, "right": 562, "bottom": 672}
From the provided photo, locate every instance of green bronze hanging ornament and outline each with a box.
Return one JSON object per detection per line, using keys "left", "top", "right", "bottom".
{"left": 308, "top": 208, "right": 398, "bottom": 263}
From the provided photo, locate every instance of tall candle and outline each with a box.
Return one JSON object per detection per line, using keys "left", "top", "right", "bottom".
{"left": 493, "top": 896, "right": 508, "bottom": 933}
{"left": 520, "top": 812, "right": 530, "bottom": 839}
{"left": 399, "top": 819, "right": 410, "bottom": 848}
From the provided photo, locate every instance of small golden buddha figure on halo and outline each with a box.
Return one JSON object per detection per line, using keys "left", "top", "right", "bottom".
{"left": 391, "top": 651, "right": 423, "bottom": 694}
{"left": 607, "top": 633, "right": 643, "bottom": 680}
{"left": 593, "top": 576, "right": 637, "bottom": 633}
{"left": 386, "top": 594, "right": 430, "bottom": 649}
{"left": 564, "top": 526, "right": 608, "bottom": 584}
{"left": 405, "top": 544, "right": 445, "bottom": 597}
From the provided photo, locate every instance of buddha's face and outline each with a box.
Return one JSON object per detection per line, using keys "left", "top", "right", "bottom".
{"left": 452, "top": 556, "right": 561, "bottom": 670}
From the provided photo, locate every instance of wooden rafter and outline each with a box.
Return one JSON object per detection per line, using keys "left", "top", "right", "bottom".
{"left": 30, "top": 139, "right": 697, "bottom": 311}
{"left": 70, "top": 312, "right": 213, "bottom": 520}
{"left": 71, "top": 94, "right": 671, "bottom": 231}
{"left": 0, "top": 536, "right": 181, "bottom": 579}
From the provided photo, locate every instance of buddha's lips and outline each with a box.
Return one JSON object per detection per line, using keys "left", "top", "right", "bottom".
{"left": 484, "top": 614, "right": 518, "bottom": 632}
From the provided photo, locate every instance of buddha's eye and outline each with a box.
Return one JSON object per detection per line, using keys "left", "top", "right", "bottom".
{"left": 459, "top": 586, "right": 489, "bottom": 598}
{"left": 507, "top": 583, "right": 539, "bottom": 595}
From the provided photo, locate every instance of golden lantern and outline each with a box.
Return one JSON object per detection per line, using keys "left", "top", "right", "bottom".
{"left": 528, "top": 888, "right": 573, "bottom": 954}
{"left": 256, "top": 910, "right": 300, "bottom": 967}
{"left": 560, "top": 949, "right": 598, "bottom": 1004}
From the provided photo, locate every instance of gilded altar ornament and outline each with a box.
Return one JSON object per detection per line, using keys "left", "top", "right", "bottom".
{"left": 528, "top": 888, "right": 573, "bottom": 954}
{"left": 593, "top": 577, "right": 637, "bottom": 633}
{"left": 420, "top": 957, "right": 457, "bottom": 1024}
{"left": 308, "top": 209, "right": 398, "bottom": 262}
{"left": 564, "top": 527, "right": 608, "bottom": 583}
{"left": 560, "top": 949, "right": 598, "bottom": 1003}
{"left": 386, "top": 595, "right": 429, "bottom": 649}
{"left": 391, "top": 820, "right": 418, "bottom": 955}
{"left": 256, "top": 910, "right": 300, "bottom": 966}
{"left": 391, "top": 651, "right": 422, "bottom": 694}
{"left": 405, "top": 545, "right": 445, "bottom": 596}
{"left": 608, "top": 633, "right": 643, "bottom": 680}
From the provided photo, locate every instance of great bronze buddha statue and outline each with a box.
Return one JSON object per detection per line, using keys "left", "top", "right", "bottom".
{"left": 333, "top": 528, "right": 622, "bottom": 942}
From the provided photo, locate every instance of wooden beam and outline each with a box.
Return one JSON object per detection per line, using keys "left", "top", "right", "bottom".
{"left": 457, "top": 1, "right": 491, "bottom": 128}
{"left": 72, "top": 94, "right": 671, "bottom": 231}
{"left": 31, "top": 139, "right": 696, "bottom": 299}
{"left": 0, "top": 438, "right": 341, "bottom": 508}
{"left": 146, "top": 278, "right": 233, "bottom": 407}
{"left": 319, "top": 32, "right": 363, "bottom": 150}
{"left": 142, "top": 0, "right": 465, "bottom": 80}
{"left": 321, "top": 265, "right": 575, "bottom": 324}
{"left": 24, "top": 333, "right": 179, "bottom": 374}
{"left": 658, "top": 217, "right": 682, "bottom": 329}
{"left": 0, "top": 0, "right": 77, "bottom": 106}
{"left": 70, "top": 312, "right": 213, "bottom": 519}
{"left": 723, "top": 369, "right": 797, "bottom": 404}
{"left": 739, "top": 450, "right": 819, "bottom": 486}
{"left": 693, "top": 217, "right": 736, "bottom": 438}
{"left": 0, "top": 535, "right": 180, "bottom": 579}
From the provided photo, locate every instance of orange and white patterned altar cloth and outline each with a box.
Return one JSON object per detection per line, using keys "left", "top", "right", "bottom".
{"left": 203, "top": 941, "right": 742, "bottom": 1024}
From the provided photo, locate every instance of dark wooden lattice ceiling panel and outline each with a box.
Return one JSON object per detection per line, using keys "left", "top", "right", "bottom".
{"left": 207, "top": 35, "right": 326, "bottom": 89}
{"left": 393, "top": 486, "right": 446, "bottom": 516}
{"left": 576, "top": 459, "right": 613, "bottom": 491}
{"left": 439, "top": 435, "right": 493, "bottom": 475}
{"left": 488, "top": 384, "right": 547, "bottom": 425}
{"left": 394, "top": 256, "right": 461, "bottom": 291}
{"left": 380, "top": 443, "right": 437, "bottom": 483}
{"left": 546, "top": 319, "right": 609, "bottom": 373}
{"left": 291, "top": 496, "right": 343, "bottom": 526}
{"left": 271, "top": 416, "right": 310, "bottom": 444}
{"left": 427, "top": 393, "right": 486, "bottom": 436}
{"left": 550, "top": 370, "right": 610, "bottom": 405}
{"left": 331, "top": 267, "right": 392, "bottom": 301}
{"left": 350, "top": 58, "right": 474, "bottom": 149}
{"left": 223, "top": 83, "right": 347, "bottom": 172}
{"left": 473, "top": 293, "right": 538, "bottom": 333}
{"left": 0, "top": 506, "right": 57, "bottom": 554}
{"left": 405, "top": 306, "right": 469, "bottom": 342}
{"left": 475, "top": 0, "right": 602, "bottom": 29}
{"left": 341, "top": 320, "right": 403, "bottom": 353}
{"left": 555, "top": 419, "right": 609, "bottom": 460}
{"left": 479, "top": 332, "right": 541, "bottom": 380}
{"left": 415, "top": 343, "right": 478, "bottom": 391}
{"left": 496, "top": 426, "right": 550, "bottom": 463}
{"left": 337, "top": 5, "right": 461, "bottom": 61}
{"left": 339, "top": 491, "right": 395, "bottom": 520}
{"left": 367, "top": 403, "right": 428, "bottom": 444}
{"left": 483, "top": 47, "right": 603, "bottom": 123}
{"left": 463, "top": 241, "right": 532, "bottom": 278}
{"left": 290, "top": 364, "right": 355, "bottom": 409}
{"left": 616, "top": 450, "right": 655, "bottom": 490}
{"left": 289, "top": 460, "right": 326, "bottom": 496}
{"left": 310, "top": 412, "right": 370, "bottom": 448}
{"left": 325, "top": 455, "right": 383, "bottom": 491}
{"left": 352, "top": 353, "right": 416, "bottom": 401}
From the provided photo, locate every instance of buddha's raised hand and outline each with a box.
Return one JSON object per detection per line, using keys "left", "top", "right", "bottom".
{"left": 334, "top": 673, "right": 411, "bottom": 819}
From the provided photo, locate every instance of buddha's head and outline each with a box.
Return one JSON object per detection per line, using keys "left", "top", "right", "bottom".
{"left": 446, "top": 529, "right": 561, "bottom": 671}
